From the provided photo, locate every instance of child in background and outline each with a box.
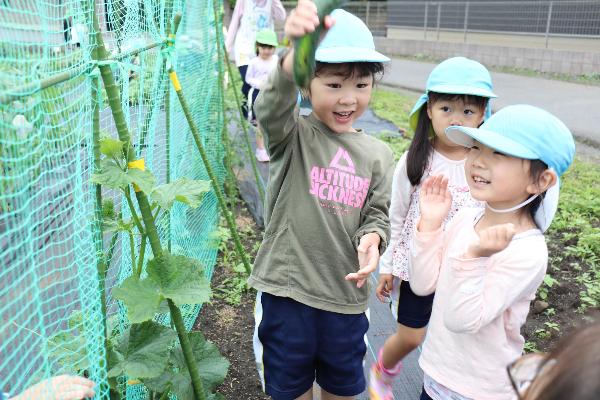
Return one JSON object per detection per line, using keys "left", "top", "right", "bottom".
{"left": 245, "top": 29, "right": 279, "bottom": 162}
{"left": 250, "top": 1, "right": 395, "bottom": 399}
{"left": 410, "top": 104, "right": 575, "bottom": 399}
{"left": 369, "top": 57, "right": 496, "bottom": 400}
{"left": 225, "top": 0, "right": 286, "bottom": 119}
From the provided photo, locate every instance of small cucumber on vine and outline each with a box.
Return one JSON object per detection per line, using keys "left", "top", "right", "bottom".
{"left": 293, "top": 0, "right": 345, "bottom": 88}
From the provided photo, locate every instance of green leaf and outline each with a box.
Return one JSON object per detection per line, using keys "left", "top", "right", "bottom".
{"left": 91, "top": 161, "right": 130, "bottom": 189}
{"left": 127, "top": 168, "right": 156, "bottom": 195}
{"left": 152, "top": 178, "right": 211, "bottom": 210}
{"left": 143, "top": 370, "right": 174, "bottom": 395}
{"left": 103, "top": 217, "right": 134, "bottom": 234}
{"left": 99, "top": 137, "right": 125, "bottom": 158}
{"left": 108, "top": 321, "right": 177, "bottom": 379}
{"left": 47, "top": 330, "right": 89, "bottom": 373}
{"left": 102, "top": 199, "right": 116, "bottom": 219}
{"left": 169, "top": 331, "right": 229, "bottom": 399}
{"left": 112, "top": 277, "right": 163, "bottom": 323}
{"left": 91, "top": 159, "right": 156, "bottom": 194}
{"left": 147, "top": 253, "right": 211, "bottom": 306}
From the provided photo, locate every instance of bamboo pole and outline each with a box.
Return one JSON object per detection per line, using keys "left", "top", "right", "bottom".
{"left": 166, "top": 13, "right": 252, "bottom": 276}
{"left": 91, "top": 7, "right": 207, "bottom": 400}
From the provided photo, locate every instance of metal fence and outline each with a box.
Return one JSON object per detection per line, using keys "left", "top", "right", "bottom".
{"left": 280, "top": 1, "right": 600, "bottom": 40}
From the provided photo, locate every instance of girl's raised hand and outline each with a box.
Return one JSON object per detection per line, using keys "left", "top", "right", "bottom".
{"left": 465, "top": 223, "right": 516, "bottom": 258}
{"left": 418, "top": 175, "right": 452, "bottom": 232}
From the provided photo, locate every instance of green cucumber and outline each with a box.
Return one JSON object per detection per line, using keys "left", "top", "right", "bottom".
{"left": 293, "top": 0, "right": 345, "bottom": 88}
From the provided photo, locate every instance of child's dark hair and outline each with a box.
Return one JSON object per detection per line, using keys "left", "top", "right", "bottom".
{"left": 528, "top": 159, "right": 549, "bottom": 227}
{"left": 255, "top": 42, "right": 275, "bottom": 56}
{"left": 406, "top": 92, "right": 488, "bottom": 186}
{"left": 314, "top": 61, "right": 385, "bottom": 82}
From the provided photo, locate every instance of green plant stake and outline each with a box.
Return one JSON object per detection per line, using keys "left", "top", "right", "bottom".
{"left": 90, "top": 8, "right": 209, "bottom": 400}
{"left": 166, "top": 13, "right": 253, "bottom": 276}
{"left": 211, "top": 1, "right": 237, "bottom": 203}
{"left": 219, "top": 33, "right": 265, "bottom": 204}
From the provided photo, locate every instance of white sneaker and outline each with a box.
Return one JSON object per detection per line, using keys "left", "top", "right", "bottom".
{"left": 255, "top": 148, "right": 270, "bottom": 162}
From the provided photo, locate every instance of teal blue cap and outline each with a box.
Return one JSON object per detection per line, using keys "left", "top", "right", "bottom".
{"left": 315, "top": 9, "right": 390, "bottom": 63}
{"left": 409, "top": 56, "right": 497, "bottom": 132}
{"left": 445, "top": 104, "right": 574, "bottom": 177}
{"left": 447, "top": 104, "right": 575, "bottom": 231}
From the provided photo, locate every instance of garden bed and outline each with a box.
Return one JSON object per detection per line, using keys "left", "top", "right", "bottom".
{"left": 200, "top": 87, "right": 600, "bottom": 398}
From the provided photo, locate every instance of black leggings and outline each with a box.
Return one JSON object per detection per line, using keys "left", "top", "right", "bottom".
{"left": 238, "top": 65, "right": 251, "bottom": 119}
{"left": 420, "top": 388, "right": 433, "bottom": 400}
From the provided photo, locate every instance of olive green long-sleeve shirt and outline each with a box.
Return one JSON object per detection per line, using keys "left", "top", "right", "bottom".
{"left": 248, "top": 64, "right": 395, "bottom": 314}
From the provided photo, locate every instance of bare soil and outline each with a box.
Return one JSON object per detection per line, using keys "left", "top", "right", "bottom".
{"left": 195, "top": 207, "right": 269, "bottom": 400}
{"left": 197, "top": 203, "right": 598, "bottom": 399}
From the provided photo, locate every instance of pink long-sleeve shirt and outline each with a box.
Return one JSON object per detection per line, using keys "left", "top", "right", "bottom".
{"left": 408, "top": 208, "right": 548, "bottom": 400}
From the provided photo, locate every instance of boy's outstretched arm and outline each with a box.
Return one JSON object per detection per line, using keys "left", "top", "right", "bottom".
{"left": 254, "top": 0, "right": 334, "bottom": 150}
{"left": 281, "top": 0, "right": 334, "bottom": 80}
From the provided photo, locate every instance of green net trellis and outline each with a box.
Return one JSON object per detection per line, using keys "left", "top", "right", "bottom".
{"left": 0, "top": 0, "right": 226, "bottom": 398}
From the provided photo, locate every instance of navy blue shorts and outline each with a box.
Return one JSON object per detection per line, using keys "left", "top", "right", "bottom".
{"left": 397, "top": 280, "right": 434, "bottom": 328}
{"left": 254, "top": 292, "right": 369, "bottom": 400}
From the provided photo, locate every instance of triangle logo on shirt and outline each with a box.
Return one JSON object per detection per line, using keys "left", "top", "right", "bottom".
{"left": 329, "top": 147, "right": 356, "bottom": 174}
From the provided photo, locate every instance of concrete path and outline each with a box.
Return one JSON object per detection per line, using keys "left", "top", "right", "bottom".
{"left": 381, "top": 58, "right": 600, "bottom": 148}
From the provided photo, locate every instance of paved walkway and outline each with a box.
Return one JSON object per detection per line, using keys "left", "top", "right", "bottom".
{"left": 381, "top": 58, "right": 600, "bottom": 147}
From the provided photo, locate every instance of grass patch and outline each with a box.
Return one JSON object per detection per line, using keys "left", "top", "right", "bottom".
{"left": 370, "top": 87, "right": 416, "bottom": 160}
{"left": 370, "top": 87, "right": 417, "bottom": 135}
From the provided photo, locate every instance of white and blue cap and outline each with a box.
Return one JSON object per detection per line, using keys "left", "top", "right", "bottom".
{"left": 409, "top": 56, "right": 497, "bottom": 132}
{"left": 315, "top": 9, "right": 390, "bottom": 63}
{"left": 446, "top": 104, "right": 576, "bottom": 231}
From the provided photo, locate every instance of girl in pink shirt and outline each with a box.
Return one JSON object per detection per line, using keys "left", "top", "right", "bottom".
{"left": 370, "top": 57, "right": 496, "bottom": 400}
{"left": 409, "top": 105, "right": 575, "bottom": 399}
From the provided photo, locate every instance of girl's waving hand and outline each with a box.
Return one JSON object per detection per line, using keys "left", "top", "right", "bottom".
{"left": 418, "top": 175, "right": 453, "bottom": 232}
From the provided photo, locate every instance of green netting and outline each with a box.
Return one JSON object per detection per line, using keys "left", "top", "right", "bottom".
{"left": 0, "top": 0, "right": 226, "bottom": 398}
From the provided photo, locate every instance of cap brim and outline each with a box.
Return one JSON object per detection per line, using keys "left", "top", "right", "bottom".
{"left": 315, "top": 47, "right": 390, "bottom": 63}
{"left": 445, "top": 126, "right": 539, "bottom": 160}
{"left": 428, "top": 83, "right": 497, "bottom": 99}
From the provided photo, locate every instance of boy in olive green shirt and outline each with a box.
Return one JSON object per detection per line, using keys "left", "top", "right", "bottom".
{"left": 250, "top": 2, "right": 394, "bottom": 399}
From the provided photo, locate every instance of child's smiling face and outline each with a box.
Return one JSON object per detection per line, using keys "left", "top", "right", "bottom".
{"left": 308, "top": 70, "right": 373, "bottom": 134}
{"left": 465, "top": 141, "right": 538, "bottom": 210}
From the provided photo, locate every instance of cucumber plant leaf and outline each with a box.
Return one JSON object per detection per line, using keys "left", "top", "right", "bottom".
{"left": 113, "top": 252, "right": 211, "bottom": 323}
{"left": 171, "top": 331, "right": 229, "bottom": 392}
{"left": 144, "top": 331, "right": 229, "bottom": 400}
{"left": 99, "top": 137, "right": 125, "bottom": 158}
{"left": 112, "top": 276, "right": 162, "bottom": 323}
{"left": 91, "top": 159, "right": 156, "bottom": 195}
{"left": 107, "top": 321, "right": 176, "bottom": 379}
{"left": 47, "top": 330, "right": 89, "bottom": 373}
{"left": 146, "top": 253, "right": 212, "bottom": 306}
{"left": 102, "top": 217, "right": 134, "bottom": 234}
{"left": 152, "top": 178, "right": 211, "bottom": 210}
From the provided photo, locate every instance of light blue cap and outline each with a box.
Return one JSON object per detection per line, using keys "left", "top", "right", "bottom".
{"left": 315, "top": 9, "right": 390, "bottom": 63}
{"left": 446, "top": 104, "right": 575, "bottom": 231}
{"left": 409, "top": 56, "right": 497, "bottom": 132}
{"left": 445, "top": 104, "right": 574, "bottom": 176}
